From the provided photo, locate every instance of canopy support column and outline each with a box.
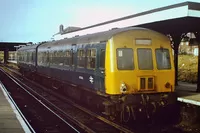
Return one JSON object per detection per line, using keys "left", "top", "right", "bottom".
{"left": 4, "top": 48, "right": 9, "bottom": 64}
{"left": 195, "top": 32, "right": 200, "bottom": 92}
{"left": 172, "top": 34, "right": 181, "bottom": 86}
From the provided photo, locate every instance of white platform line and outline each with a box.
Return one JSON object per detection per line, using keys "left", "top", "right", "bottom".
{"left": 177, "top": 97, "right": 200, "bottom": 106}
{"left": 0, "top": 82, "right": 34, "bottom": 133}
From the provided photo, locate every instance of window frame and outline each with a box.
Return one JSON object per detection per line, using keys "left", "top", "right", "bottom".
{"left": 99, "top": 49, "right": 105, "bottom": 69}
{"left": 116, "top": 48, "right": 134, "bottom": 70}
{"left": 137, "top": 48, "right": 153, "bottom": 70}
{"left": 77, "top": 49, "right": 86, "bottom": 68}
{"left": 155, "top": 48, "right": 171, "bottom": 70}
{"left": 86, "top": 48, "right": 97, "bottom": 70}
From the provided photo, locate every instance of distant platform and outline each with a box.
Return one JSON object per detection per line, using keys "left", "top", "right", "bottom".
{"left": 7, "top": 60, "right": 17, "bottom": 64}
{"left": 0, "top": 82, "right": 33, "bottom": 133}
{"left": 176, "top": 82, "right": 200, "bottom": 106}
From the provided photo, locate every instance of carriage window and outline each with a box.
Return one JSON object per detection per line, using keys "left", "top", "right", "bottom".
{"left": 71, "top": 50, "right": 74, "bottom": 66}
{"left": 77, "top": 49, "right": 85, "bottom": 67}
{"left": 64, "top": 50, "right": 71, "bottom": 66}
{"left": 137, "top": 48, "right": 153, "bottom": 70}
{"left": 100, "top": 49, "right": 105, "bottom": 68}
{"left": 38, "top": 52, "right": 43, "bottom": 65}
{"left": 52, "top": 51, "right": 56, "bottom": 64}
{"left": 87, "top": 49, "right": 96, "bottom": 69}
{"left": 58, "top": 51, "right": 64, "bottom": 66}
{"left": 156, "top": 49, "right": 171, "bottom": 69}
{"left": 117, "top": 48, "right": 134, "bottom": 70}
{"left": 27, "top": 52, "right": 29, "bottom": 62}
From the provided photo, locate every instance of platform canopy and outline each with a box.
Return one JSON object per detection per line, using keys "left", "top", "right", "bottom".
{"left": 53, "top": 1, "right": 200, "bottom": 40}
{"left": 0, "top": 42, "right": 27, "bottom": 51}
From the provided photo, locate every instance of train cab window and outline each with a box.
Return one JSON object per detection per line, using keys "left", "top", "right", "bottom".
{"left": 87, "top": 49, "right": 96, "bottom": 69}
{"left": 137, "top": 48, "right": 153, "bottom": 70}
{"left": 77, "top": 49, "right": 85, "bottom": 67}
{"left": 156, "top": 48, "right": 171, "bottom": 69}
{"left": 100, "top": 49, "right": 105, "bottom": 68}
{"left": 117, "top": 48, "right": 134, "bottom": 70}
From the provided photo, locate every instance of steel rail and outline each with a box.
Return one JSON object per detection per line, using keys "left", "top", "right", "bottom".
{"left": 0, "top": 68, "right": 82, "bottom": 133}
{"left": 4, "top": 66, "right": 134, "bottom": 133}
{"left": 0, "top": 81, "right": 36, "bottom": 133}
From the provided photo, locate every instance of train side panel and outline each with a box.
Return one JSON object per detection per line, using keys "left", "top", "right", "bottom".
{"left": 36, "top": 43, "right": 106, "bottom": 92}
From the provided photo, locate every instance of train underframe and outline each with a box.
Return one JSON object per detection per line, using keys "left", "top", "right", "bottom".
{"left": 20, "top": 68, "right": 177, "bottom": 122}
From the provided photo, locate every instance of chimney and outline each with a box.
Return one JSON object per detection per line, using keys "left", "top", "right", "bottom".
{"left": 59, "top": 24, "right": 64, "bottom": 34}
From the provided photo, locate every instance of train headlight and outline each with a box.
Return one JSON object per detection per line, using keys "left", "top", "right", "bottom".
{"left": 120, "top": 82, "right": 127, "bottom": 93}
{"left": 165, "top": 82, "right": 171, "bottom": 88}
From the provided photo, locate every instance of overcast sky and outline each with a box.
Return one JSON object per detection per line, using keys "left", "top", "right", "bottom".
{"left": 0, "top": 0, "right": 199, "bottom": 43}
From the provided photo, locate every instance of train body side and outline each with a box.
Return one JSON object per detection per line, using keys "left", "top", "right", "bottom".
{"left": 36, "top": 42, "right": 106, "bottom": 92}
{"left": 17, "top": 44, "right": 39, "bottom": 73}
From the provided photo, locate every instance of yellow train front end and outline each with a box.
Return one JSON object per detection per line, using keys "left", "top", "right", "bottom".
{"left": 104, "top": 29, "right": 176, "bottom": 120}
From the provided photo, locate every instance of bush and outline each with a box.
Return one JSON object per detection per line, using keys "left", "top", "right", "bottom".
{"left": 178, "top": 55, "right": 198, "bottom": 83}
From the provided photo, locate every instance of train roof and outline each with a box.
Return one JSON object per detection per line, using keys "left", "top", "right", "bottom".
{"left": 40, "top": 27, "right": 160, "bottom": 48}
{"left": 17, "top": 44, "right": 40, "bottom": 51}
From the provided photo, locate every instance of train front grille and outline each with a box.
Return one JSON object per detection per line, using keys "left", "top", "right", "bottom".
{"left": 139, "top": 77, "right": 154, "bottom": 90}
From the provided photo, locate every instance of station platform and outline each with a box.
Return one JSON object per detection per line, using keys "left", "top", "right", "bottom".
{"left": 176, "top": 82, "right": 200, "bottom": 106}
{"left": 7, "top": 60, "right": 17, "bottom": 64}
{"left": 0, "top": 82, "right": 32, "bottom": 133}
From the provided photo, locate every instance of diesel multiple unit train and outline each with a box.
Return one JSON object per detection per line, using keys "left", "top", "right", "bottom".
{"left": 17, "top": 27, "right": 176, "bottom": 121}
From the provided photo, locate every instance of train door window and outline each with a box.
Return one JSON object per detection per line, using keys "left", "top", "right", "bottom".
{"left": 49, "top": 51, "right": 53, "bottom": 64}
{"left": 58, "top": 51, "right": 64, "bottom": 66}
{"left": 46, "top": 51, "right": 50, "bottom": 64}
{"left": 28, "top": 52, "right": 31, "bottom": 63}
{"left": 31, "top": 52, "right": 33, "bottom": 63}
{"left": 41, "top": 52, "right": 44, "bottom": 64}
{"left": 27, "top": 52, "right": 29, "bottom": 63}
{"left": 137, "top": 48, "right": 153, "bottom": 70}
{"left": 55, "top": 51, "right": 59, "bottom": 65}
{"left": 53, "top": 51, "right": 57, "bottom": 65}
{"left": 156, "top": 48, "right": 171, "bottom": 69}
{"left": 117, "top": 48, "right": 134, "bottom": 70}
{"left": 87, "top": 49, "right": 96, "bottom": 69}
{"left": 42, "top": 52, "right": 46, "bottom": 65}
{"left": 77, "top": 49, "right": 85, "bottom": 68}
{"left": 100, "top": 49, "right": 105, "bottom": 69}
{"left": 23, "top": 52, "right": 25, "bottom": 62}
{"left": 64, "top": 50, "right": 71, "bottom": 66}
{"left": 38, "top": 52, "right": 42, "bottom": 65}
{"left": 71, "top": 50, "right": 74, "bottom": 66}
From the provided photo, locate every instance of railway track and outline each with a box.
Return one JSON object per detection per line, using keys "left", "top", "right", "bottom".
{"left": 3, "top": 64, "right": 200, "bottom": 133}
{"left": 0, "top": 67, "right": 84, "bottom": 133}
{"left": 0, "top": 66, "right": 134, "bottom": 133}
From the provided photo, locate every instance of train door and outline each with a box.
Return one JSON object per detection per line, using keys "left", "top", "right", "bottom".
{"left": 46, "top": 50, "right": 51, "bottom": 75}
{"left": 94, "top": 43, "right": 106, "bottom": 92}
{"left": 71, "top": 44, "right": 77, "bottom": 70}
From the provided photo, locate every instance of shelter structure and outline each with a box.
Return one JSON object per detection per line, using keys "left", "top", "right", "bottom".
{"left": 0, "top": 42, "right": 27, "bottom": 63}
